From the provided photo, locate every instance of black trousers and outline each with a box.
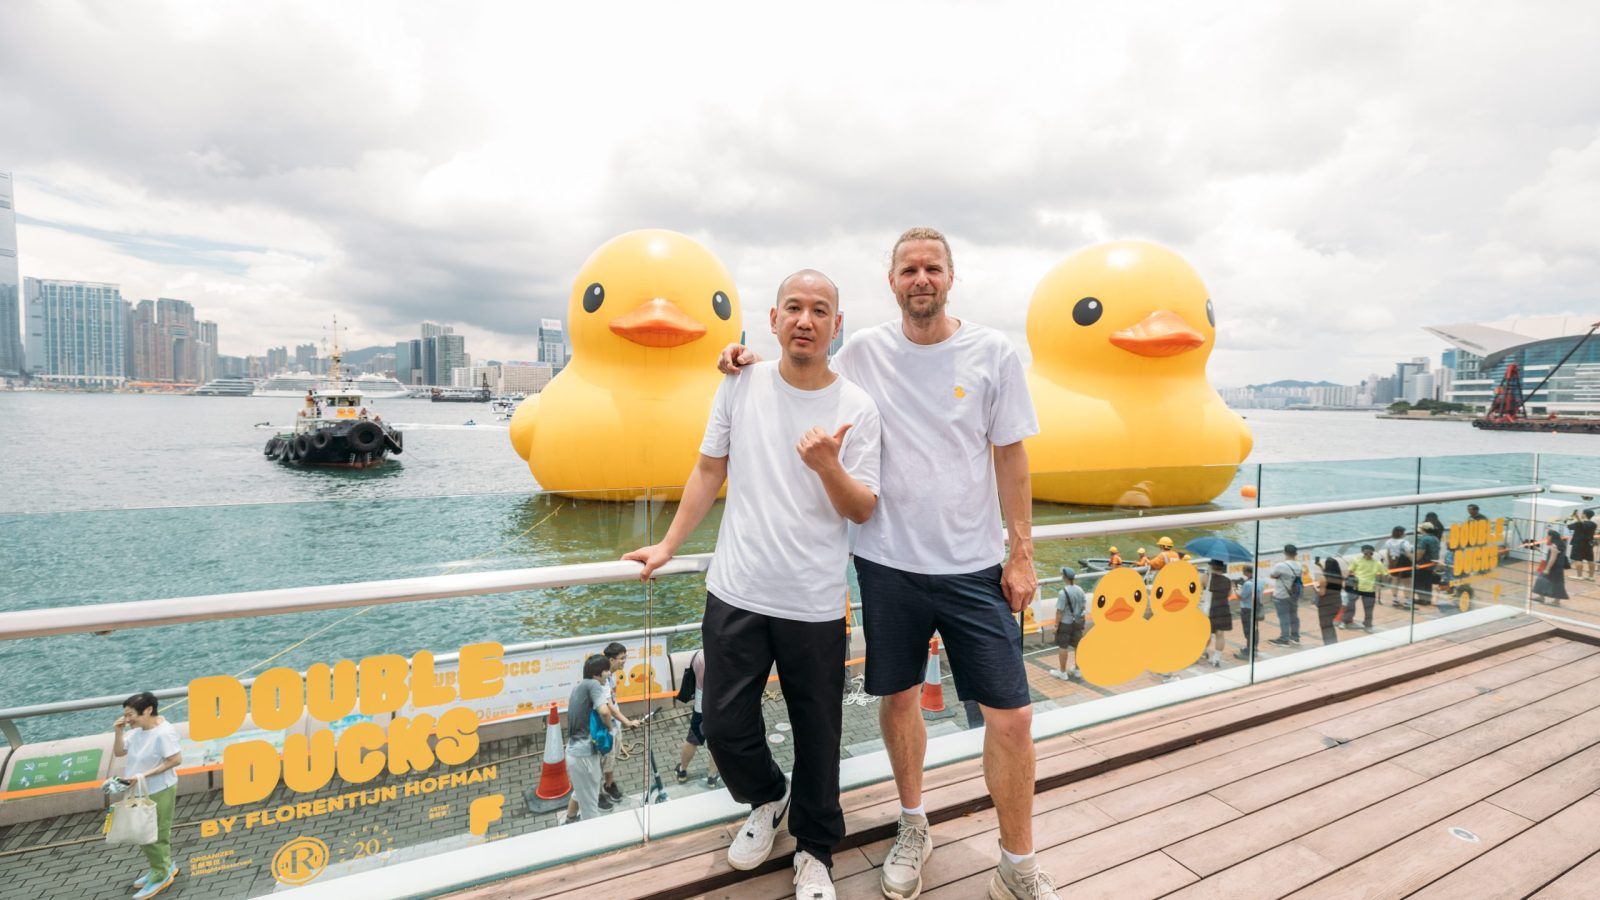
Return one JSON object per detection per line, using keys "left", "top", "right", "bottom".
{"left": 700, "top": 592, "right": 846, "bottom": 866}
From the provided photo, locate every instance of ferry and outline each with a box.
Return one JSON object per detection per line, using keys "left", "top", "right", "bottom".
{"left": 256, "top": 371, "right": 409, "bottom": 399}
{"left": 191, "top": 376, "right": 259, "bottom": 396}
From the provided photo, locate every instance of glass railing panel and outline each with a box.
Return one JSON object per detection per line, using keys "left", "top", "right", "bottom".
{"left": 1531, "top": 453, "right": 1600, "bottom": 627}
{"left": 0, "top": 487, "right": 675, "bottom": 896}
{"left": 1418, "top": 453, "right": 1539, "bottom": 620}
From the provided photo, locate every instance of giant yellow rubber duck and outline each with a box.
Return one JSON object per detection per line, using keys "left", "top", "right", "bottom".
{"left": 1144, "top": 559, "right": 1212, "bottom": 674}
{"left": 1024, "top": 241, "right": 1252, "bottom": 507}
{"left": 1076, "top": 568, "right": 1149, "bottom": 687}
{"left": 509, "top": 230, "right": 742, "bottom": 499}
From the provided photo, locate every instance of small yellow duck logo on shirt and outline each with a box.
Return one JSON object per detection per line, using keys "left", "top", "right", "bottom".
{"left": 954, "top": 385, "right": 967, "bottom": 399}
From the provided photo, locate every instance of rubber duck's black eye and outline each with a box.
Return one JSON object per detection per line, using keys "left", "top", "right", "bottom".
{"left": 1072, "top": 297, "right": 1103, "bottom": 326}
{"left": 1097, "top": 596, "right": 1106, "bottom": 608}
{"left": 712, "top": 290, "right": 732, "bottom": 321}
{"left": 1206, "top": 299, "right": 1215, "bottom": 327}
{"left": 1155, "top": 586, "right": 1164, "bottom": 599}
{"left": 1133, "top": 589, "right": 1143, "bottom": 602}
{"left": 1189, "top": 581, "right": 1198, "bottom": 594}
{"left": 583, "top": 283, "right": 604, "bottom": 314}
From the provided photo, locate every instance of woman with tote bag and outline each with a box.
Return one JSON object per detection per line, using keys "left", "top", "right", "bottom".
{"left": 111, "top": 691, "right": 183, "bottom": 899}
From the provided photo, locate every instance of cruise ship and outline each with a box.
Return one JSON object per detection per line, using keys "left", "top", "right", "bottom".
{"left": 190, "top": 375, "right": 259, "bottom": 396}
{"left": 254, "top": 371, "right": 409, "bottom": 398}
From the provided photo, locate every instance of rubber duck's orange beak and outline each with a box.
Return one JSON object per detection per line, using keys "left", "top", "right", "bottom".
{"left": 609, "top": 298, "right": 707, "bottom": 348}
{"left": 1109, "top": 309, "right": 1205, "bottom": 358}
{"left": 1105, "top": 597, "right": 1137, "bottom": 622}
{"left": 1162, "top": 591, "right": 1190, "bottom": 613}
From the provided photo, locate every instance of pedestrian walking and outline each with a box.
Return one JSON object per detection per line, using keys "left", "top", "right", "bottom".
{"left": 1051, "top": 567, "right": 1087, "bottom": 681}
{"left": 1344, "top": 545, "right": 1384, "bottom": 632}
{"left": 1532, "top": 530, "right": 1571, "bottom": 606}
{"left": 1568, "top": 509, "right": 1596, "bottom": 581}
{"left": 1267, "top": 545, "right": 1306, "bottom": 646}
{"left": 1315, "top": 555, "right": 1345, "bottom": 644}
{"left": 112, "top": 692, "right": 183, "bottom": 900}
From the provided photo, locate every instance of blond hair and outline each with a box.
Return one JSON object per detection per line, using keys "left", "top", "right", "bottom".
{"left": 889, "top": 227, "right": 954, "bottom": 274}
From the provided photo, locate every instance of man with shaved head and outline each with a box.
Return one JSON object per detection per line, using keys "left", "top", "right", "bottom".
{"left": 627, "top": 269, "right": 881, "bottom": 898}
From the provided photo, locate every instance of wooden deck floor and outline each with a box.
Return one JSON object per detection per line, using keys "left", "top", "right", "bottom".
{"left": 458, "top": 616, "right": 1600, "bottom": 900}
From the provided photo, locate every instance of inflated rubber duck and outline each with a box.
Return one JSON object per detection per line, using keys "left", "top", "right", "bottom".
{"left": 1025, "top": 241, "right": 1253, "bottom": 506}
{"left": 509, "top": 229, "right": 742, "bottom": 499}
{"left": 1144, "top": 559, "right": 1211, "bottom": 674}
{"left": 1076, "top": 568, "right": 1149, "bottom": 686}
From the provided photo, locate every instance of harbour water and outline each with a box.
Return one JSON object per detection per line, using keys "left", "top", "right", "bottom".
{"left": 3, "top": 392, "right": 1598, "bottom": 740}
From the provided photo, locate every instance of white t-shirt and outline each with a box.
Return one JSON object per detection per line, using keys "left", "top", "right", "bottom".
{"left": 701, "top": 362, "right": 882, "bottom": 622}
{"left": 833, "top": 320, "right": 1038, "bottom": 575}
{"left": 123, "top": 720, "right": 182, "bottom": 794}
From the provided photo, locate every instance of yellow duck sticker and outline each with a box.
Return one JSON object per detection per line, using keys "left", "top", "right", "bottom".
{"left": 1144, "top": 560, "right": 1213, "bottom": 675}
{"left": 1075, "top": 568, "right": 1150, "bottom": 686}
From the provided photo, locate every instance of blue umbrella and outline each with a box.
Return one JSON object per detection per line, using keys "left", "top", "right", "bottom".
{"left": 1184, "top": 536, "right": 1255, "bottom": 564}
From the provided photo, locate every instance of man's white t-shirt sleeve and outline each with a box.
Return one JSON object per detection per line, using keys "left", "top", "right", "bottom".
{"left": 699, "top": 374, "right": 735, "bottom": 458}
{"left": 841, "top": 401, "right": 882, "bottom": 495}
{"left": 987, "top": 344, "right": 1039, "bottom": 447}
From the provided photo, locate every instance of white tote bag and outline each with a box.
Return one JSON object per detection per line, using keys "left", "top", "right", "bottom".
{"left": 105, "top": 777, "right": 158, "bottom": 846}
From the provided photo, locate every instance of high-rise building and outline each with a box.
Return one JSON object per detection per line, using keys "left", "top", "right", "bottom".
{"left": 394, "top": 341, "right": 414, "bottom": 384}
{"left": 198, "top": 320, "right": 219, "bottom": 383}
{"left": 0, "top": 171, "right": 23, "bottom": 377}
{"left": 420, "top": 321, "right": 454, "bottom": 339}
{"left": 434, "top": 333, "right": 465, "bottom": 385}
{"left": 538, "top": 318, "right": 566, "bottom": 370}
{"left": 130, "top": 297, "right": 204, "bottom": 383}
{"left": 24, "top": 278, "right": 129, "bottom": 381}
{"left": 266, "top": 346, "right": 288, "bottom": 373}
{"left": 294, "top": 343, "right": 317, "bottom": 373}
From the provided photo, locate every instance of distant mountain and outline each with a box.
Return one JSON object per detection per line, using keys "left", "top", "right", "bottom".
{"left": 339, "top": 345, "right": 391, "bottom": 365}
{"left": 1245, "top": 379, "right": 1344, "bottom": 390}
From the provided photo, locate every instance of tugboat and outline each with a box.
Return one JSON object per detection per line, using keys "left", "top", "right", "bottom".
{"left": 263, "top": 319, "right": 404, "bottom": 468}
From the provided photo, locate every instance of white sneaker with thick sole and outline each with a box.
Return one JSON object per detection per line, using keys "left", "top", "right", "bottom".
{"left": 727, "top": 785, "right": 790, "bottom": 871}
{"left": 880, "top": 812, "right": 932, "bottom": 899}
{"left": 989, "top": 849, "right": 1059, "bottom": 899}
{"left": 793, "top": 850, "right": 836, "bottom": 899}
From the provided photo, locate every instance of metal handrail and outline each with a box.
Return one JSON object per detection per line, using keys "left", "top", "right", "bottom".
{"left": 0, "top": 484, "right": 1540, "bottom": 643}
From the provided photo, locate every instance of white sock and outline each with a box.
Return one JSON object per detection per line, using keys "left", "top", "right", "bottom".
{"left": 1001, "top": 847, "right": 1033, "bottom": 866}
{"left": 901, "top": 804, "right": 925, "bottom": 819}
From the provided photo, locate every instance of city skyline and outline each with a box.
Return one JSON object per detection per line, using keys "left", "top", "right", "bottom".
{"left": 3, "top": 4, "right": 1598, "bottom": 385}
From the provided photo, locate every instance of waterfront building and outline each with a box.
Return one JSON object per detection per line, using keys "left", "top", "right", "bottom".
{"left": 420, "top": 321, "right": 454, "bottom": 339}
{"left": 23, "top": 278, "right": 129, "bottom": 383}
{"left": 294, "top": 342, "right": 318, "bottom": 373}
{"left": 433, "top": 333, "right": 465, "bottom": 385}
{"left": 1425, "top": 316, "right": 1600, "bottom": 415}
{"left": 538, "top": 318, "right": 566, "bottom": 370}
{"left": 395, "top": 340, "right": 414, "bottom": 383}
{"left": 130, "top": 297, "right": 211, "bottom": 384}
{"left": 0, "top": 171, "right": 23, "bottom": 378}
{"left": 266, "top": 346, "right": 288, "bottom": 374}
{"left": 198, "top": 320, "right": 219, "bottom": 383}
{"left": 451, "top": 362, "right": 553, "bottom": 395}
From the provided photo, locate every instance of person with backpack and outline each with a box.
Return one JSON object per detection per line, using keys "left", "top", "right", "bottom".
{"left": 1382, "top": 526, "right": 1414, "bottom": 608}
{"left": 674, "top": 649, "right": 721, "bottom": 787}
{"left": 1413, "top": 522, "right": 1442, "bottom": 607}
{"left": 562, "top": 654, "right": 615, "bottom": 824}
{"left": 1266, "top": 544, "right": 1307, "bottom": 646}
{"left": 1050, "top": 567, "right": 1087, "bottom": 681}
{"left": 1533, "top": 530, "right": 1571, "bottom": 607}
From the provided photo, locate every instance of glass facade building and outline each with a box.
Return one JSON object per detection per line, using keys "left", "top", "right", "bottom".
{"left": 23, "top": 278, "right": 129, "bottom": 380}
{"left": 1427, "top": 318, "right": 1600, "bottom": 414}
{"left": 0, "top": 171, "right": 22, "bottom": 377}
{"left": 538, "top": 317, "right": 566, "bottom": 370}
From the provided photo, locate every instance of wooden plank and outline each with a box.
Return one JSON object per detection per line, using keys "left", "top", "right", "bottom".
{"left": 1056, "top": 851, "right": 1198, "bottom": 900}
{"left": 1089, "top": 730, "right": 1332, "bottom": 822}
{"left": 1027, "top": 795, "right": 1236, "bottom": 883}
{"left": 1403, "top": 651, "right": 1600, "bottom": 737}
{"left": 1391, "top": 672, "right": 1600, "bottom": 778}
{"left": 1160, "top": 842, "right": 1333, "bottom": 900}
{"left": 1487, "top": 741, "right": 1600, "bottom": 822}
{"left": 1489, "top": 702, "right": 1600, "bottom": 773}
{"left": 684, "top": 846, "right": 876, "bottom": 900}
{"left": 1210, "top": 724, "right": 1434, "bottom": 814}
{"left": 1284, "top": 801, "right": 1533, "bottom": 899}
{"left": 1408, "top": 793, "right": 1600, "bottom": 899}
{"left": 1165, "top": 762, "right": 1426, "bottom": 877}
{"left": 1529, "top": 850, "right": 1600, "bottom": 898}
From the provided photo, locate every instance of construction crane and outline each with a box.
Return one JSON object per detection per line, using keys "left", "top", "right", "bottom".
{"left": 1474, "top": 320, "right": 1600, "bottom": 432}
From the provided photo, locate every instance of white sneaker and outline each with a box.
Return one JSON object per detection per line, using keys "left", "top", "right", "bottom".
{"left": 881, "top": 812, "right": 932, "bottom": 899}
{"left": 1048, "top": 669, "right": 1068, "bottom": 680}
{"left": 793, "top": 850, "right": 836, "bottom": 899}
{"left": 728, "top": 785, "right": 790, "bottom": 871}
{"left": 990, "top": 848, "right": 1059, "bottom": 899}
{"left": 1068, "top": 667, "right": 1080, "bottom": 680}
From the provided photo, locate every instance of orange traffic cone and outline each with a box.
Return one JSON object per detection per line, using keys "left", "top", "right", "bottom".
{"left": 526, "top": 704, "right": 571, "bottom": 813}
{"left": 921, "top": 638, "right": 953, "bottom": 720}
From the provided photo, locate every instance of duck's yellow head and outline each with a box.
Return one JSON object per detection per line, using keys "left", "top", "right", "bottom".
{"left": 1026, "top": 241, "right": 1214, "bottom": 379}
{"left": 1090, "top": 567, "right": 1149, "bottom": 628}
{"left": 568, "top": 230, "right": 742, "bottom": 368}
{"left": 1149, "top": 560, "right": 1204, "bottom": 616}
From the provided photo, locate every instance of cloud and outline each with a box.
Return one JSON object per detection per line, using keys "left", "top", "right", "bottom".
{"left": 3, "top": 0, "right": 1598, "bottom": 380}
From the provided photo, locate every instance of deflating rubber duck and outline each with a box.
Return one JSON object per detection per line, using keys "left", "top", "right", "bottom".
{"left": 1144, "top": 559, "right": 1211, "bottom": 675}
{"left": 1076, "top": 568, "right": 1149, "bottom": 686}
{"left": 1024, "top": 241, "right": 1252, "bottom": 506}
{"left": 509, "top": 230, "right": 742, "bottom": 499}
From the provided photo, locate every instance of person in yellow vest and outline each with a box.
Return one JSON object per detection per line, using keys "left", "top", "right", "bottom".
{"left": 1149, "top": 537, "right": 1182, "bottom": 571}
{"left": 1108, "top": 546, "right": 1123, "bottom": 568}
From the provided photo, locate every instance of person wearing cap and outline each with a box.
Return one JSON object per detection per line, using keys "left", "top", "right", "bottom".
{"left": 1149, "top": 537, "right": 1181, "bottom": 571}
{"left": 1133, "top": 548, "right": 1151, "bottom": 570}
{"left": 1051, "top": 568, "right": 1087, "bottom": 681}
{"left": 1344, "top": 545, "right": 1385, "bottom": 632}
{"left": 1107, "top": 546, "right": 1123, "bottom": 569}
{"left": 1266, "top": 544, "right": 1306, "bottom": 646}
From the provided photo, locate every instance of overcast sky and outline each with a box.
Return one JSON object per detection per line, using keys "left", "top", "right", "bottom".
{"left": 3, "top": 1, "right": 1597, "bottom": 385}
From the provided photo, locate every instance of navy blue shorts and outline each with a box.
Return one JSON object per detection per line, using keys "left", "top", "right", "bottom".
{"left": 686, "top": 710, "right": 705, "bottom": 746}
{"left": 855, "top": 556, "right": 1031, "bottom": 709}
